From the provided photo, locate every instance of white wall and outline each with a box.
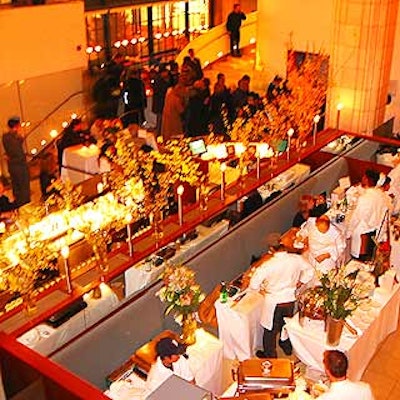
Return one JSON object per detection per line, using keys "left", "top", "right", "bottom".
{"left": 256, "top": 0, "right": 333, "bottom": 82}
{"left": 0, "top": 1, "right": 86, "bottom": 83}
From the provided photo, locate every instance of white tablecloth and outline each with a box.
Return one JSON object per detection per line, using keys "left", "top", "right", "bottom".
{"left": 124, "top": 220, "right": 230, "bottom": 297}
{"left": 61, "top": 144, "right": 100, "bottom": 184}
{"left": 257, "top": 163, "right": 311, "bottom": 201}
{"left": 284, "top": 284, "right": 400, "bottom": 380}
{"left": 104, "top": 329, "right": 223, "bottom": 400}
{"left": 215, "top": 290, "right": 264, "bottom": 361}
{"left": 17, "top": 283, "right": 119, "bottom": 356}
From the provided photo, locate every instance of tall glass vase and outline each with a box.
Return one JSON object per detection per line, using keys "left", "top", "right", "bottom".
{"left": 22, "top": 291, "right": 37, "bottom": 317}
{"left": 181, "top": 313, "right": 197, "bottom": 345}
{"left": 326, "top": 315, "right": 344, "bottom": 346}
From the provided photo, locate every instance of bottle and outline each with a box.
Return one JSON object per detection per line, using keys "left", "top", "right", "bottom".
{"left": 220, "top": 281, "right": 228, "bottom": 303}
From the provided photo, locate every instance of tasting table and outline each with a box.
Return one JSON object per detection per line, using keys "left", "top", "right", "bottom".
{"left": 215, "top": 290, "right": 264, "bottom": 361}
{"left": 17, "top": 283, "right": 119, "bottom": 356}
{"left": 61, "top": 144, "right": 100, "bottom": 184}
{"left": 257, "top": 163, "right": 311, "bottom": 202}
{"left": 284, "top": 281, "right": 400, "bottom": 380}
{"left": 124, "top": 219, "right": 230, "bottom": 297}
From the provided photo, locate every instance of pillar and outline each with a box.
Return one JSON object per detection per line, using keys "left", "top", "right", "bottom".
{"left": 327, "top": 0, "right": 399, "bottom": 134}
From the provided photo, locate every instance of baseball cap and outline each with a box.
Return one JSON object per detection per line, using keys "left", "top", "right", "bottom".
{"left": 156, "top": 337, "right": 186, "bottom": 358}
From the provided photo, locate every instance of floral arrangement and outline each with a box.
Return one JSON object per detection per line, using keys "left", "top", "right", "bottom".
{"left": 318, "top": 266, "right": 375, "bottom": 319}
{"left": 157, "top": 264, "right": 205, "bottom": 321}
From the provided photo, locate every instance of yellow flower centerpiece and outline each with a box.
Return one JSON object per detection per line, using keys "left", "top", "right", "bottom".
{"left": 157, "top": 264, "right": 205, "bottom": 344}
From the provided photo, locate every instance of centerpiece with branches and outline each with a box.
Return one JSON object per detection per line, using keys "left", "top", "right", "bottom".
{"left": 317, "top": 265, "right": 375, "bottom": 345}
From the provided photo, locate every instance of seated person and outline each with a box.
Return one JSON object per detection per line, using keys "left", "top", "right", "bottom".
{"left": 146, "top": 337, "right": 195, "bottom": 394}
{"left": 298, "top": 215, "right": 346, "bottom": 273}
{"left": 292, "top": 194, "right": 315, "bottom": 228}
{"left": 0, "top": 176, "right": 17, "bottom": 215}
{"left": 318, "top": 350, "right": 374, "bottom": 399}
{"left": 311, "top": 192, "right": 328, "bottom": 217}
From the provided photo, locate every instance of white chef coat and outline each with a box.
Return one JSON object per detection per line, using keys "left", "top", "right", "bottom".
{"left": 299, "top": 217, "right": 346, "bottom": 273}
{"left": 146, "top": 355, "right": 194, "bottom": 394}
{"left": 318, "top": 379, "right": 374, "bottom": 400}
{"left": 347, "top": 187, "right": 389, "bottom": 257}
{"left": 388, "top": 163, "right": 400, "bottom": 213}
{"left": 249, "top": 251, "right": 314, "bottom": 330}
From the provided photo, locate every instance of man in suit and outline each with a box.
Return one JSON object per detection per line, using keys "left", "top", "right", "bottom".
{"left": 183, "top": 49, "right": 203, "bottom": 82}
{"left": 2, "top": 116, "right": 30, "bottom": 207}
{"left": 226, "top": 3, "right": 246, "bottom": 57}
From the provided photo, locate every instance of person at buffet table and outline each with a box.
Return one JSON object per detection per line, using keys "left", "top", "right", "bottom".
{"left": 298, "top": 215, "right": 346, "bottom": 273}
{"left": 292, "top": 195, "right": 315, "bottom": 228}
{"left": 318, "top": 350, "right": 374, "bottom": 400}
{"left": 347, "top": 169, "right": 390, "bottom": 260}
{"left": 56, "top": 118, "right": 91, "bottom": 173}
{"left": 146, "top": 337, "right": 195, "bottom": 394}
{"left": 152, "top": 65, "right": 172, "bottom": 136}
{"left": 2, "top": 116, "right": 30, "bottom": 207}
{"left": 249, "top": 242, "right": 314, "bottom": 358}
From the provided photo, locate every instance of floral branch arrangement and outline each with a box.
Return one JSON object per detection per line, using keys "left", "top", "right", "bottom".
{"left": 157, "top": 264, "right": 205, "bottom": 322}
{"left": 318, "top": 266, "right": 375, "bottom": 320}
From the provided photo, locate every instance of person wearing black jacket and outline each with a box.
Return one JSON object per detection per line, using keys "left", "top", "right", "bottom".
{"left": 121, "top": 69, "right": 147, "bottom": 127}
{"left": 152, "top": 67, "right": 172, "bottom": 136}
{"left": 226, "top": 4, "right": 246, "bottom": 57}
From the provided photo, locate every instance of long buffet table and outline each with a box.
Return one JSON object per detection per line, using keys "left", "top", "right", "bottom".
{"left": 285, "top": 279, "right": 400, "bottom": 380}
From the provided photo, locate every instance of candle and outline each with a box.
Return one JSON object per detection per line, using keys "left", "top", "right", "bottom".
{"left": 256, "top": 152, "right": 261, "bottom": 180}
{"left": 61, "top": 245, "right": 73, "bottom": 294}
{"left": 287, "top": 128, "right": 294, "bottom": 161}
{"left": 220, "top": 162, "right": 227, "bottom": 201}
{"left": 336, "top": 103, "right": 343, "bottom": 130}
{"left": 313, "top": 115, "right": 320, "bottom": 145}
{"left": 126, "top": 214, "right": 133, "bottom": 257}
{"left": 177, "top": 185, "right": 184, "bottom": 226}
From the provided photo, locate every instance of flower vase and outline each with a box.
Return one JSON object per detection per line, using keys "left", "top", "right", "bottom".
{"left": 153, "top": 212, "right": 164, "bottom": 248}
{"left": 22, "top": 292, "right": 37, "bottom": 317}
{"left": 182, "top": 313, "right": 197, "bottom": 345}
{"left": 326, "top": 315, "right": 344, "bottom": 346}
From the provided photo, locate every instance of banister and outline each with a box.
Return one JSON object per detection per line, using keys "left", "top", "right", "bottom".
{"left": 25, "top": 90, "right": 85, "bottom": 142}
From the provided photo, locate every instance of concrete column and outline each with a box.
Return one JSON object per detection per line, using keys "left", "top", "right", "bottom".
{"left": 327, "top": 0, "right": 399, "bottom": 134}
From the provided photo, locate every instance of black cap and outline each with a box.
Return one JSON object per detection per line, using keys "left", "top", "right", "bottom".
{"left": 7, "top": 116, "right": 21, "bottom": 128}
{"left": 156, "top": 337, "right": 186, "bottom": 358}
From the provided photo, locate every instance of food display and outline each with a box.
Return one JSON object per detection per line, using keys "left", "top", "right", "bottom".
{"left": 297, "top": 287, "right": 325, "bottom": 322}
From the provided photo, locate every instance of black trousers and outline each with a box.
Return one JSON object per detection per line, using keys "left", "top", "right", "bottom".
{"left": 263, "top": 302, "right": 295, "bottom": 358}
{"left": 230, "top": 30, "right": 241, "bottom": 55}
{"left": 8, "top": 162, "right": 30, "bottom": 207}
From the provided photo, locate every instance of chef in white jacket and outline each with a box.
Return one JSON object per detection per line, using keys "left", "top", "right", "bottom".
{"left": 146, "top": 337, "right": 195, "bottom": 395}
{"left": 249, "top": 243, "right": 314, "bottom": 358}
{"left": 347, "top": 169, "right": 389, "bottom": 260}
{"left": 298, "top": 215, "right": 346, "bottom": 273}
{"left": 318, "top": 350, "right": 374, "bottom": 400}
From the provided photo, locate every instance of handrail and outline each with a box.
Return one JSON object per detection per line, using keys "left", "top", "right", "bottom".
{"left": 175, "top": 11, "right": 258, "bottom": 67}
{"left": 25, "top": 90, "right": 84, "bottom": 141}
